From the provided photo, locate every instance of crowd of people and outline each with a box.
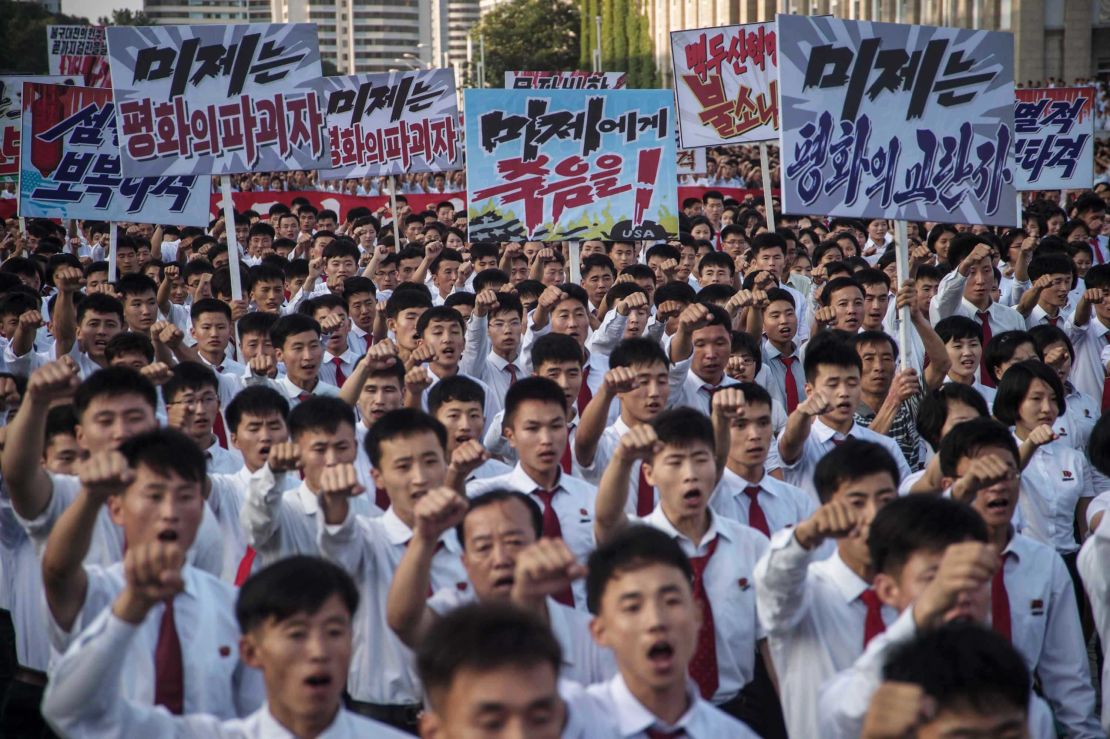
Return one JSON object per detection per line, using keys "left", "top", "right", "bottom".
{"left": 0, "top": 153, "right": 1109, "bottom": 739}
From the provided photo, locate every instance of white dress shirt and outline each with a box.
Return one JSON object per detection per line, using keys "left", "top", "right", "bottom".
{"left": 460, "top": 312, "right": 522, "bottom": 413}
{"left": 320, "top": 345, "right": 360, "bottom": 389}
{"left": 641, "top": 507, "right": 768, "bottom": 703}
{"left": 42, "top": 612, "right": 407, "bottom": 738}
{"left": 205, "top": 440, "right": 246, "bottom": 475}
{"left": 207, "top": 468, "right": 299, "bottom": 583}
{"left": 466, "top": 464, "right": 597, "bottom": 610}
{"left": 1078, "top": 518, "right": 1110, "bottom": 733}
{"left": 581, "top": 674, "right": 760, "bottom": 738}
{"left": 710, "top": 467, "right": 816, "bottom": 534}
{"left": 576, "top": 417, "right": 655, "bottom": 517}
{"left": 419, "top": 367, "right": 498, "bottom": 438}
{"left": 754, "top": 529, "right": 898, "bottom": 739}
{"left": 1026, "top": 302, "right": 1073, "bottom": 331}
{"left": 245, "top": 375, "right": 341, "bottom": 409}
{"left": 316, "top": 507, "right": 469, "bottom": 704}
{"left": 1056, "top": 384, "right": 1099, "bottom": 453}
{"left": 930, "top": 269, "right": 1027, "bottom": 332}
{"left": 778, "top": 418, "right": 912, "bottom": 503}
{"left": 239, "top": 468, "right": 378, "bottom": 569}
{"left": 1001, "top": 533, "right": 1103, "bottom": 737}
{"left": 760, "top": 341, "right": 808, "bottom": 413}
{"left": 47, "top": 564, "right": 265, "bottom": 718}
{"left": 1064, "top": 314, "right": 1110, "bottom": 401}
{"left": 667, "top": 362, "right": 741, "bottom": 417}
{"left": 818, "top": 606, "right": 1058, "bottom": 739}
{"left": 1016, "top": 437, "right": 1095, "bottom": 554}
{"left": 427, "top": 590, "right": 616, "bottom": 685}
{"left": 0, "top": 492, "right": 51, "bottom": 670}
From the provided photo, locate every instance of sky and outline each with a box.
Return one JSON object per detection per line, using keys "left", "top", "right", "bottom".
{"left": 62, "top": 0, "right": 141, "bottom": 23}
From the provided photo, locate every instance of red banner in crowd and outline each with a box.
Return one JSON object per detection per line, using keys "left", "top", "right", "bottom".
{"left": 0, "top": 187, "right": 780, "bottom": 225}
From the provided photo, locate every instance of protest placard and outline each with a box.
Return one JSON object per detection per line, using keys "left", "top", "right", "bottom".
{"left": 1014, "top": 87, "right": 1094, "bottom": 190}
{"left": 0, "top": 75, "right": 78, "bottom": 180}
{"left": 317, "top": 69, "right": 460, "bottom": 180}
{"left": 504, "top": 71, "right": 627, "bottom": 89}
{"left": 676, "top": 142, "right": 707, "bottom": 176}
{"left": 670, "top": 22, "right": 778, "bottom": 148}
{"left": 106, "top": 23, "right": 328, "bottom": 177}
{"left": 48, "top": 26, "right": 111, "bottom": 88}
{"left": 18, "top": 82, "right": 210, "bottom": 225}
{"left": 777, "top": 14, "right": 1017, "bottom": 226}
{"left": 464, "top": 89, "right": 677, "bottom": 242}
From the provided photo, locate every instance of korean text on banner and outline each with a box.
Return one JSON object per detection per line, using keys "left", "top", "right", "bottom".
{"left": 677, "top": 143, "right": 707, "bottom": 176}
{"left": 504, "top": 71, "right": 627, "bottom": 90}
{"left": 464, "top": 89, "right": 678, "bottom": 242}
{"left": 106, "top": 23, "right": 328, "bottom": 177}
{"left": 0, "top": 75, "right": 79, "bottom": 180}
{"left": 1013, "top": 87, "right": 1094, "bottom": 191}
{"left": 317, "top": 69, "right": 460, "bottom": 181}
{"left": 670, "top": 22, "right": 778, "bottom": 148}
{"left": 48, "top": 26, "right": 112, "bottom": 88}
{"left": 777, "top": 14, "right": 1018, "bottom": 227}
{"left": 18, "top": 82, "right": 210, "bottom": 225}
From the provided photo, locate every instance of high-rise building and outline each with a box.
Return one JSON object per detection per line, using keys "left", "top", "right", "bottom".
{"left": 142, "top": 0, "right": 250, "bottom": 25}
{"left": 431, "top": 0, "right": 481, "bottom": 68}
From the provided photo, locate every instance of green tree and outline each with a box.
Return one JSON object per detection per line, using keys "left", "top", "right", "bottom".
{"left": 612, "top": 0, "right": 628, "bottom": 72}
{"left": 0, "top": 0, "right": 91, "bottom": 74}
{"left": 470, "top": 0, "right": 579, "bottom": 87}
{"left": 600, "top": 0, "right": 614, "bottom": 70}
{"left": 96, "top": 8, "right": 153, "bottom": 25}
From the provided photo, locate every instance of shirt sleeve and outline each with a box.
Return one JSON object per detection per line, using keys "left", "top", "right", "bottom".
{"left": 316, "top": 508, "right": 369, "bottom": 576}
{"left": 753, "top": 528, "right": 816, "bottom": 635}
{"left": 239, "top": 465, "right": 290, "bottom": 551}
{"left": 42, "top": 610, "right": 230, "bottom": 739}
{"left": 930, "top": 269, "right": 967, "bottom": 324}
{"left": 461, "top": 314, "right": 490, "bottom": 378}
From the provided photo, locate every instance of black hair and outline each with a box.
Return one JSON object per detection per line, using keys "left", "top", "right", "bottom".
{"left": 104, "top": 332, "right": 155, "bottom": 363}
{"left": 869, "top": 495, "right": 987, "bottom": 577}
{"left": 696, "top": 283, "right": 737, "bottom": 305}
{"left": 118, "top": 427, "right": 206, "bottom": 485}
{"left": 937, "top": 417, "right": 1020, "bottom": 478}
{"left": 287, "top": 396, "right": 356, "bottom": 441}
{"left": 882, "top": 622, "right": 1030, "bottom": 715}
{"left": 935, "top": 315, "right": 983, "bottom": 344}
{"left": 1083, "top": 264, "right": 1110, "bottom": 291}
{"left": 697, "top": 251, "right": 734, "bottom": 275}
{"left": 552, "top": 283, "right": 590, "bottom": 311}
{"left": 605, "top": 280, "right": 647, "bottom": 306}
{"left": 730, "top": 331, "right": 762, "bottom": 372}
{"left": 237, "top": 311, "right": 279, "bottom": 341}
{"left": 946, "top": 233, "right": 990, "bottom": 269}
{"left": 915, "top": 384, "right": 990, "bottom": 449}
{"left": 504, "top": 377, "right": 567, "bottom": 426}
{"left": 813, "top": 439, "right": 901, "bottom": 503}
{"left": 651, "top": 407, "right": 715, "bottom": 455}
{"left": 416, "top": 306, "right": 465, "bottom": 336}
{"left": 162, "top": 362, "right": 219, "bottom": 404}
{"left": 1027, "top": 324, "right": 1075, "bottom": 365}
{"left": 190, "top": 297, "right": 232, "bottom": 323}
{"left": 270, "top": 313, "right": 321, "bottom": 350}
{"left": 44, "top": 404, "right": 78, "bottom": 445}
{"left": 427, "top": 375, "right": 486, "bottom": 416}
{"left": 444, "top": 292, "right": 475, "bottom": 311}
{"left": 654, "top": 280, "right": 696, "bottom": 307}
{"left": 734, "top": 380, "right": 772, "bottom": 409}
{"left": 386, "top": 287, "right": 433, "bottom": 319}
{"left": 75, "top": 292, "right": 124, "bottom": 325}
{"left": 431, "top": 248, "right": 464, "bottom": 274}
{"left": 609, "top": 337, "right": 669, "bottom": 371}
{"left": 982, "top": 330, "right": 1034, "bottom": 385}
{"left": 0, "top": 290, "right": 41, "bottom": 319}
{"left": 486, "top": 290, "right": 523, "bottom": 320}
{"left": 802, "top": 331, "right": 863, "bottom": 383}
{"left": 812, "top": 240, "right": 844, "bottom": 264}
{"left": 992, "top": 359, "right": 1066, "bottom": 426}
{"left": 854, "top": 330, "right": 899, "bottom": 359}
{"left": 225, "top": 386, "right": 290, "bottom": 434}
{"left": 531, "top": 333, "right": 584, "bottom": 370}
{"left": 236, "top": 555, "right": 359, "bottom": 633}
{"left": 819, "top": 276, "right": 863, "bottom": 306}
{"left": 74, "top": 367, "right": 157, "bottom": 420}
{"left": 763, "top": 287, "right": 796, "bottom": 309}
{"left": 363, "top": 408, "right": 447, "bottom": 468}
{"left": 855, "top": 267, "right": 891, "bottom": 291}
{"left": 459, "top": 490, "right": 543, "bottom": 549}
{"left": 417, "top": 602, "right": 563, "bottom": 707}
{"left": 585, "top": 525, "right": 693, "bottom": 615}
{"left": 1027, "top": 252, "right": 1077, "bottom": 290}
{"left": 473, "top": 269, "right": 510, "bottom": 294}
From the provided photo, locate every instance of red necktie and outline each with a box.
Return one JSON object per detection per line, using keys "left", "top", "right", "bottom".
{"left": 860, "top": 588, "right": 886, "bottom": 648}
{"left": 1091, "top": 237, "right": 1104, "bottom": 265}
{"left": 830, "top": 434, "right": 852, "bottom": 447}
{"left": 154, "top": 599, "right": 185, "bottom": 714}
{"left": 976, "top": 311, "right": 994, "bottom": 387}
{"left": 532, "top": 489, "right": 575, "bottom": 607}
{"left": 375, "top": 485, "right": 391, "bottom": 512}
{"left": 1103, "top": 337, "right": 1110, "bottom": 411}
{"left": 646, "top": 729, "right": 686, "bottom": 739}
{"left": 212, "top": 411, "right": 228, "bottom": 449}
{"left": 331, "top": 356, "right": 346, "bottom": 387}
{"left": 780, "top": 356, "right": 799, "bottom": 414}
{"left": 1046, "top": 316, "right": 1059, "bottom": 327}
{"left": 576, "top": 366, "right": 592, "bottom": 416}
{"left": 560, "top": 425, "right": 574, "bottom": 475}
{"left": 688, "top": 535, "right": 720, "bottom": 699}
{"left": 991, "top": 555, "right": 1012, "bottom": 641}
{"left": 506, "top": 363, "right": 519, "bottom": 385}
{"left": 297, "top": 392, "right": 311, "bottom": 402}
{"left": 636, "top": 464, "right": 655, "bottom": 516}
{"left": 742, "top": 486, "right": 770, "bottom": 536}
{"left": 234, "top": 547, "right": 256, "bottom": 587}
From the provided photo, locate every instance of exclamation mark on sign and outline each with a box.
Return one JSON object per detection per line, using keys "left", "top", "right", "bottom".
{"left": 634, "top": 147, "right": 661, "bottom": 225}
{"left": 31, "top": 85, "right": 65, "bottom": 177}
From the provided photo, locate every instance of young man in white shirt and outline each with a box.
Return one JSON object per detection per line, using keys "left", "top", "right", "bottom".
{"left": 711, "top": 382, "right": 815, "bottom": 536}
{"left": 316, "top": 408, "right": 475, "bottom": 731}
{"left": 460, "top": 288, "right": 525, "bottom": 404}
{"left": 189, "top": 298, "right": 246, "bottom": 379}
{"left": 582, "top": 525, "right": 760, "bottom": 738}
{"left": 467, "top": 377, "right": 597, "bottom": 611}
{"left": 39, "top": 428, "right": 265, "bottom": 718}
{"left": 246, "top": 313, "right": 340, "bottom": 408}
{"left": 931, "top": 234, "right": 1026, "bottom": 386}
{"left": 777, "top": 334, "right": 912, "bottom": 501}
{"left": 592, "top": 405, "right": 782, "bottom": 735}
{"left": 666, "top": 303, "right": 741, "bottom": 414}
{"left": 1020, "top": 252, "right": 1077, "bottom": 329}
{"left": 575, "top": 338, "right": 686, "bottom": 517}
{"left": 938, "top": 418, "right": 1103, "bottom": 736}
{"left": 306, "top": 293, "right": 359, "bottom": 390}
{"left": 240, "top": 396, "right": 378, "bottom": 567}
{"left": 408, "top": 306, "right": 498, "bottom": 429}
{"left": 386, "top": 487, "right": 615, "bottom": 686}
{"left": 427, "top": 375, "right": 510, "bottom": 483}
{"left": 163, "top": 362, "right": 243, "bottom": 473}
{"left": 1063, "top": 264, "right": 1110, "bottom": 403}
{"left": 1079, "top": 413, "right": 1110, "bottom": 733}
{"left": 42, "top": 553, "right": 409, "bottom": 738}
{"left": 754, "top": 439, "right": 902, "bottom": 739}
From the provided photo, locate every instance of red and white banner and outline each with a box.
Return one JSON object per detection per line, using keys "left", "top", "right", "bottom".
{"left": 209, "top": 189, "right": 465, "bottom": 223}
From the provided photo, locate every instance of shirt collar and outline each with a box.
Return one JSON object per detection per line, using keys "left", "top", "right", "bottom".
{"left": 381, "top": 507, "right": 415, "bottom": 546}
{"left": 645, "top": 506, "right": 727, "bottom": 548}
{"left": 324, "top": 346, "right": 359, "bottom": 364}
{"left": 723, "top": 466, "right": 778, "bottom": 498}
{"left": 487, "top": 351, "right": 513, "bottom": 371}
{"left": 824, "top": 549, "right": 872, "bottom": 603}
{"left": 294, "top": 481, "right": 319, "bottom": 516}
{"left": 813, "top": 416, "right": 858, "bottom": 443}
{"left": 257, "top": 703, "right": 349, "bottom": 737}
{"left": 509, "top": 462, "right": 564, "bottom": 494}
{"left": 607, "top": 673, "right": 701, "bottom": 736}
